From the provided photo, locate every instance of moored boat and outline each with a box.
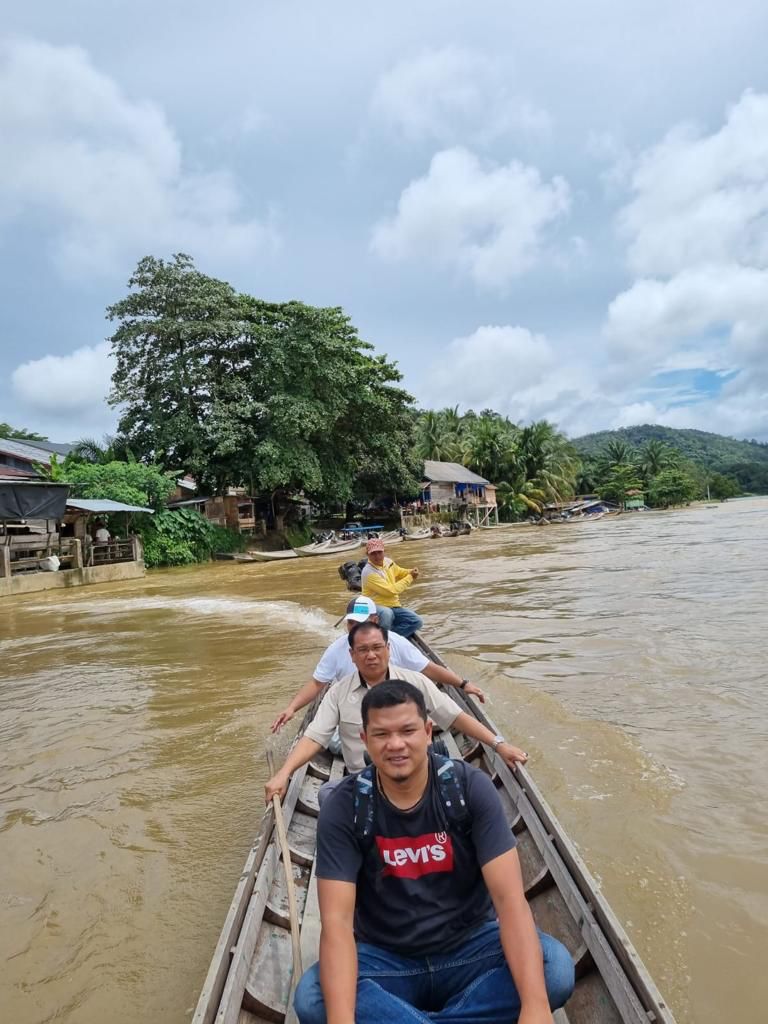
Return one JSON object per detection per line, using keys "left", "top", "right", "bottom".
{"left": 294, "top": 538, "right": 362, "bottom": 557}
{"left": 479, "top": 522, "right": 524, "bottom": 530}
{"left": 193, "top": 638, "right": 677, "bottom": 1024}
{"left": 249, "top": 549, "right": 299, "bottom": 561}
{"left": 402, "top": 528, "right": 432, "bottom": 541}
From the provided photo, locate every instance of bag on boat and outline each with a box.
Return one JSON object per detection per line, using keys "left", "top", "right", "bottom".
{"left": 352, "top": 751, "right": 471, "bottom": 851}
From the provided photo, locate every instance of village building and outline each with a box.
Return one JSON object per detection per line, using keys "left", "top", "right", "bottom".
{"left": 402, "top": 460, "right": 499, "bottom": 528}
{"left": 167, "top": 478, "right": 262, "bottom": 535}
{"left": 0, "top": 437, "right": 74, "bottom": 479}
{"left": 0, "top": 480, "right": 150, "bottom": 599}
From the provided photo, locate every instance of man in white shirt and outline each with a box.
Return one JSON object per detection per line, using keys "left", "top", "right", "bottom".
{"left": 264, "top": 621, "right": 529, "bottom": 801}
{"left": 94, "top": 521, "right": 111, "bottom": 543}
{"left": 269, "top": 596, "right": 485, "bottom": 735}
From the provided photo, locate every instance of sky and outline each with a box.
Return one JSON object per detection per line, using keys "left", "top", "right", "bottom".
{"left": 2, "top": 0, "right": 768, "bottom": 444}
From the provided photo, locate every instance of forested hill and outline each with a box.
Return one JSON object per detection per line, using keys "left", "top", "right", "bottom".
{"left": 571, "top": 424, "right": 768, "bottom": 492}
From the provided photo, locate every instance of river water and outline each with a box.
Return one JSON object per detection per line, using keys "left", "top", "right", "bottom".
{"left": 1, "top": 498, "right": 766, "bottom": 1023}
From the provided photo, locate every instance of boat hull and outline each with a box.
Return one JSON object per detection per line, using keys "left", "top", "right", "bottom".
{"left": 295, "top": 540, "right": 362, "bottom": 557}
{"left": 249, "top": 549, "right": 299, "bottom": 561}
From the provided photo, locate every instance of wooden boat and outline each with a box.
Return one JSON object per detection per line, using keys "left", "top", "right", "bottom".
{"left": 294, "top": 538, "right": 362, "bottom": 557}
{"left": 402, "top": 528, "right": 432, "bottom": 541}
{"left": 249, "top": 549, "right": 299, "bottom": 562}
{"left": 295, "top": 539, "right": 363, "bottom": 557}
{"left": 293, "top": 539, "right": 333, "bottom": 557}
{"left": 193, "top": 638, "right": 677, "bottom": 1024}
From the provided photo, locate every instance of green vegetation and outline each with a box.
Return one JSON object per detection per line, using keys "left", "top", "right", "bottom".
{"left": 107, "top": 254, "right": 420, "bottom": 524}
{"left": 414, "top": 409, "right": 579, "bottom": 518}
{"left": 576, "top": 433, "right": 739, "bottom": 507}
{"left": 573, "top": 425, "right": 768, "bottom": 494}
{"left": 53, "top": 455, "right": 244, "bottom": 568}
{"left": 140, "top": 508, "right": 246, "bottom": 568}
{"left": 646, "top": 468, "right": 699, "bottom": 508}
{"left": 63, "top": 460, "right": 175, "bottom": 511}
{"left": 0, "top": 423, "right": 48, "bottom": 441}
{"left": 21, "top": 255, "right": 759, "bottom": 568}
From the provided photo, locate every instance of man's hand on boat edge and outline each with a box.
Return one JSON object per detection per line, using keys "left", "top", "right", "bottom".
{"left": 461, "top": 680, "right": 486, "bottom": 702}
{"left": 494, "top": 741, "right": 529, "bottom": 771}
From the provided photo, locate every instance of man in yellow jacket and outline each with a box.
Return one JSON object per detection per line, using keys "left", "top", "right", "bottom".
{"left": 361, "top": 537, "right": 423, "bottom": 637}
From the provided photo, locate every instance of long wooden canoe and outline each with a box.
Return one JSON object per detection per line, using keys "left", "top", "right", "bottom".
{"left": 294, "top": 539, "right": 362, "bottom": 557}
{"left": 193, "top": 639, "right": 677, "bottom": 1024}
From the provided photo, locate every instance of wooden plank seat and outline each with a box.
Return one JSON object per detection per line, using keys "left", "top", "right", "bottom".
{"left": 243, "top": 921, "right": 294, "bottom": 1022}
{"left": 285, "top": 812, "right": 318, "bottom": 867}
{"left": 295, "top": 774, "right": 324, "bottom": 817}
{"left": 307, "top": 750, "right": 333, "bottom": 781}
{"left": 264, "top": 860, "right": 311, "bottom": 929}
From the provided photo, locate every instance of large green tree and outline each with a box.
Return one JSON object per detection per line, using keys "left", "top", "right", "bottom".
{"left": 646, "top": 467, "right": 698, "bottom": 507}
{"left": 64, "top": 461, "right": 176, "bottom": 511}
{"left": 108, "top": 254, "right": 419, "bottom": 517}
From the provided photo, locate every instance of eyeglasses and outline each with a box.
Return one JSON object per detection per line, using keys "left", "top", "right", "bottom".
{"left": 353, "top": 643, "right": 388, "bottom": 655}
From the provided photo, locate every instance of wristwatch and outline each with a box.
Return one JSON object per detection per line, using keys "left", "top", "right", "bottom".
{"left": 491, "top": 734, "right": 505, "bottom": 752}
{"left": 459, "top": 678, "right": 470, "bottom": 690}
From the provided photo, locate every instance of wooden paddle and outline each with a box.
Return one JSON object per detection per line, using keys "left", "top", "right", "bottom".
{"left": 266, "top": 750, "right": 303, "bottom": 1001}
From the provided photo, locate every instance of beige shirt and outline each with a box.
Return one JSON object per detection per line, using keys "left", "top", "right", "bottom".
{"left": 303, "top": 666, "right": 462, "bottom": 772}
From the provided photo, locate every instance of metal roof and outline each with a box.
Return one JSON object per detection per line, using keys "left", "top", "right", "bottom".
{"left": 0, "top": 437, "right": 55, "bottom": 463}
{"left": 66, "top": 499, "right": 154, "bottom": 514}
{"left": 422, "top": 461, "right": 490, "bottom": 485}
{"left": 20, "top": 439, "right": 74, "bottom": 456}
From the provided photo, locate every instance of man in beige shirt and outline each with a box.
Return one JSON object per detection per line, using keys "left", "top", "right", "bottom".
{"left": 264, "top": 622, "right": 528, "bottom": 802}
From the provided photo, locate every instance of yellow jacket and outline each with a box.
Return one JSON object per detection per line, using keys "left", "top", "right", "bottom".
{"left": 361, "top": 558, "right": 414, "bottom": 608}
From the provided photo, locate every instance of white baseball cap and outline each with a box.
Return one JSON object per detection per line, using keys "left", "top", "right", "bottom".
{"left": 344, "top": 596, "right": 377, "bottom": 622}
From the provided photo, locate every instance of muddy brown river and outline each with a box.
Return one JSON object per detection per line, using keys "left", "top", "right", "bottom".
{"left": 2, "top": 498, "right": 767, "bottom": 1023}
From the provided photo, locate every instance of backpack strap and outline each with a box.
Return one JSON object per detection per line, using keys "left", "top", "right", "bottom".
{"left": 432, "top": 752, "right": 471, "bottom": 834}
{"left": 353, "top": 764, "right": 377, "bottom": 845}
{"left": 352, "top": 752, "right": 470, "bottom": 848}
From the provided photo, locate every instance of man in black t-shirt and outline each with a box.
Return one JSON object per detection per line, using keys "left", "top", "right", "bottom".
{"left": 293, "top": 680, "right": 574, "bottom": 1024}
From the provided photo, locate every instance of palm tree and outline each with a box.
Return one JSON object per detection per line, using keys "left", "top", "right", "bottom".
{"left": 517, "top": 421, "right": 579, "bottom": 505}
{"left": 414, "top": 412, "right": 461, "bottom": 462}
{"left": 637, "top": 439, "right": 678, "bottom": 484}
{"left": 70, "top": 434, "right": 135, "bottom": 465}
{"left": 460, "top": 415, "right": 518, "bottom": 483}
{"left": 601, "top": 439, "right": 636, "bottom": 469}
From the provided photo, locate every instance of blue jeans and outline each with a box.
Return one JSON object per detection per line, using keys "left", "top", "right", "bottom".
{"left": 293, "top": 921, "right": 574, "bottom": 1023}
{"left": 376, "top": 605, "right": 424, "bottom": 638}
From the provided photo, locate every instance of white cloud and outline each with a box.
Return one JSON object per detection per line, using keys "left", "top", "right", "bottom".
{"left": 430, "top": 325, "right": 556, "bottom": 409}
{"left": 0, "top": 38, "right": 278, "bottom": 278}
{"left": 371, "top": 147, "right": 570, "bottom": 290}
{"left": 369, "top": 47, "right": 551, "bottom": 146}
{"left": 618, "top": 90, "right": 768, "bottom": 277}
{"left": 604, "top": 264, "right": 768, "bottom": 385}
{"left": 596, "top": 92, "right": 768, "bottom": 438}
{"left": 12, "top": 341, "right": 113, "bottom": 416}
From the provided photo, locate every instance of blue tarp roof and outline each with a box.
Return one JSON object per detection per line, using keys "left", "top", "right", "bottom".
{"left": 341, "top": 523, "right": 384, "bottom": 532}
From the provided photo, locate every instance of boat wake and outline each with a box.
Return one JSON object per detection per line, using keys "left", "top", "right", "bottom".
{"left": 26, "top": 596, "right": 337, "bottom": 640}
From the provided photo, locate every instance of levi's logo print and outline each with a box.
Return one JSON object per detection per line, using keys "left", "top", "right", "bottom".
{"left": 375, "top": 832, "right": 454, "bottom": 878}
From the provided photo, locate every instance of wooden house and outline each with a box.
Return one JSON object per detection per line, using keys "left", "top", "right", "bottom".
{"left": 420, "top": 461, "right": 499, "bottom": 527}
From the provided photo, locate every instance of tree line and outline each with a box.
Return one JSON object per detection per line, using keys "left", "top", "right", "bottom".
{"left": 5, "top": 253, "right": 744, "bottom": 564}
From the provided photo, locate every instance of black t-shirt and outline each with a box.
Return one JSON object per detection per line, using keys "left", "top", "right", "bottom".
{"left": 316, "top": 757, "right": 516, "bottom": 957}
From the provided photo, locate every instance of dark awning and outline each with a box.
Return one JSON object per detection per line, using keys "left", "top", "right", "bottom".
{"left": 0, "top": 481, "right": 70, "bottom": 520}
